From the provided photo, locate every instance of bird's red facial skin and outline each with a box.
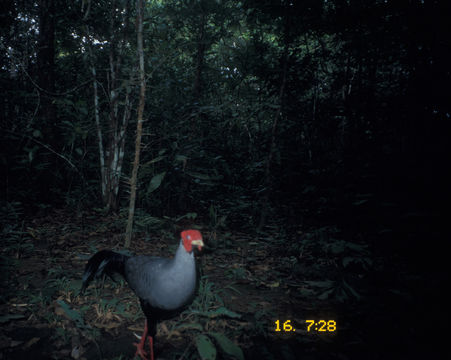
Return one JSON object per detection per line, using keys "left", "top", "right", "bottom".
{"left": 181, "top": 229, "right": 203, "bottom": 252}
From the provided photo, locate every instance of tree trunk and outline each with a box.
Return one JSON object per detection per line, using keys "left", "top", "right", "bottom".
{"left": 83, "top": 2, "right": 131, "bottom": 212}
{"left": 125, "top": 0, "right": 146, "bottom": 248}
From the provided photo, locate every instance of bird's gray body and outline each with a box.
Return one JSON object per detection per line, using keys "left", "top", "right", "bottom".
{"left": 125, "top": 240, "right": 197, "bottom": 310}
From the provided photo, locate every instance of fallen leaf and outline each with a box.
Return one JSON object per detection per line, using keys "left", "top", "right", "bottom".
{"left": 10, "top": 340, "right": 24, "bottom": 347}
{"left": 24, "top": 337, "right": 40, "bottom": 348}
{"left": 94, "top": 321, "right": 120, "bottom": 329}
{"left": 167, "top": 330, "right": 182, "bottom": 340}
{"left": 55, "top": 306, "right": 65, "bottom": 316}
{"left": 160, "top": 322, "right": 169, "bottom": 334}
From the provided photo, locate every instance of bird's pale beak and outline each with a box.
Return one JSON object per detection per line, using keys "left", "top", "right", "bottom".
{"left": 191, "top": 239, "right": 204, "bottom": 247}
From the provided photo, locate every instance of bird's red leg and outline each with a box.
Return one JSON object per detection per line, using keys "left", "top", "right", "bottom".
{"left": 134, "top": 320, "right": 148, "bottom": 359}
{"left": 148, "top": 336, "right": 154, "bottom": 360}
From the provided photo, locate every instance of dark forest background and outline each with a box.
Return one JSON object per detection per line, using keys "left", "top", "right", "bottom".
{"left": 1, "top": 0, "right": 449, "bottom": 359}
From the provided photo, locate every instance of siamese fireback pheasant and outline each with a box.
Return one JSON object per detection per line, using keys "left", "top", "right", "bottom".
{"left": 81, "top": 230, "right": 204, "bottom": 360}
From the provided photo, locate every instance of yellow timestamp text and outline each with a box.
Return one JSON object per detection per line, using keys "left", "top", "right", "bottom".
{"left": 274, "top": 320, "right": 337, "bottom": 332}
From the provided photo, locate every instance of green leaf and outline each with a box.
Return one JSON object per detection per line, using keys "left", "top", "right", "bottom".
{"left": 175, "top": 323, "right": 204, "bottom": 331}
{"left": 174, "top": 212, "right": 197, "bottom": 221}
{"left": 147, "top": 172, "right": 166, "bottom": 194}
{"left": 335, "top": 288, "right": 349, "bottom": 302}
{"left": 302, "top": 185, "right": 316, "bottom": 194}
{"left": 68, "top": 279, "right": 83, "bottom": 293}
{"left": 210, "top": 307, "right": 241, "bottom": 318}
{"left": 298, "top": 287, "right": 316, "bottom": 297}
{"left": 342, "top": 280, "right": 361, "bottom": 300}
{"left": 0, "top": 314, "right": 25, "bottom": 323}
{"left": 187, "top": 171, "right": 213, "bottom": 180}
{"left": 78, "top": 105, "right": 88, "bottom": 115}
{"left": 57, "top": 300, "right": 86, "bottom": 328}
{"left": 328, "top": 241, "right": 346, "bottom": 254}
{"left": 346, "top": 242, "right": 368, "bottom": 253}
{"left": 187, "top": 172, "right": 223, "bottom": 181}
{"left": 32, "top": 129, "right": 42, "bottom": 138}
{"left": 210, "top": 333, "right": 244, "bottom": 360}
{"left": 318, "top": 288, "right": 334, "bottom": 300}
{"left": 304, "top": 280, "right": 334, "bottom": 288}
{"left": 192, "top": 306, "right": 241, "bottom": 319}
{"left": 143, "top": 155, "right": 165, "bottom": 166}
{"left": 342, "top": 257, "right": 354, "bottom": 267}
{"left": 185, "top": 212, "right": 197, "bottom": 219}
{"left": 55, "top": 98, "right": 74, "bottom": 106}
{"left": 195, "top": 334, "right": 216, "bottom": 360}
{"left": 175, "top": 155, "right": 187, "bottom": 162}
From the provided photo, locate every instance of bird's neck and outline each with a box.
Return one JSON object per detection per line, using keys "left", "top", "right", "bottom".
{"left": 172, "top": 240, "right": 195, "bottom": 268}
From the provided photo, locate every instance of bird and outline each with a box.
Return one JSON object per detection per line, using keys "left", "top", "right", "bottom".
{"left": 80, "top": 229, "right": 204, "bottom": 360}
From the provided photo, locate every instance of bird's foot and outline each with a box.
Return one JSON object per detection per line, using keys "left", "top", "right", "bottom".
{"left": 133, "top": 340, "right": 147, "bottom": 359}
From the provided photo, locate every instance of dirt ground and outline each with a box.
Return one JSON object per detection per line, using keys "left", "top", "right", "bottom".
{"left": 0, "top": 209, "right": 444, "bottom": 359}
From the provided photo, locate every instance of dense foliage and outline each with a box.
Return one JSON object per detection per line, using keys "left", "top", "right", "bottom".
{"left": 1, "top": 1, "right": 449, "bottom": 359}
{"left": 1, "top": 0, "right": 449, "bottom": 228}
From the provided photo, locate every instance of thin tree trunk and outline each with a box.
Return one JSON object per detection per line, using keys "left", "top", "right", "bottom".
{"left": 84, "top": 22, "right": 107, "bottom": 203}
{"left": 105, "top": 0, "right": 119, "bottom": 211}
{"left": 84, "top": 2, "right": 130, "bottom": 212}
{"left": 92, "top": 64, "right": 106, "bottom": 198}
{"left": 125, "top": 0, "right": 146, "bottom": 248}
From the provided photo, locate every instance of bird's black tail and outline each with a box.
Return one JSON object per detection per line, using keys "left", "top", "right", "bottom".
{"left": 81, "top": 250, "right": 129, "bottom": 294}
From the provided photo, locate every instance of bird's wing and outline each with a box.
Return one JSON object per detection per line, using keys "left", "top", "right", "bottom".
{"left": 124, "top": 256, "right": 171, "bottom": 300}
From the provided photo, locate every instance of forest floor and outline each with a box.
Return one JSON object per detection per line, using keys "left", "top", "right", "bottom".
{"left": 0, "top": 206, "right": 445, "bottom": 360}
